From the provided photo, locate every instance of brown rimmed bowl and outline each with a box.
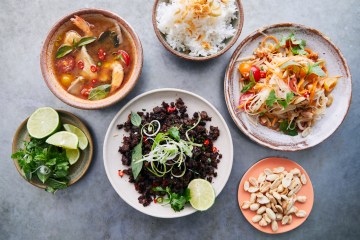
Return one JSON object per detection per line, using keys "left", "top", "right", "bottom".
{"left": 41, "top": 9, "right": 143, "bottom": 109}
{"left": 12, "top": 110, "right": 93, "bottom": 190}
{"left": 152, "top": 0, "right": 244, "bottom": 61}
{"left": 224, "top": 23, "right": 352, "bottom": 151}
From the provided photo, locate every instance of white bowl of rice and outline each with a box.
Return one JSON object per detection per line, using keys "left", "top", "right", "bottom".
{"left": 152, "top": 0, "right": 244, "bottom": 61}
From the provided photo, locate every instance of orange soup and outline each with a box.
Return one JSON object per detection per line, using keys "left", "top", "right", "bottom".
{"left": 52, "top": 15, "right": 134, "bottom": 100}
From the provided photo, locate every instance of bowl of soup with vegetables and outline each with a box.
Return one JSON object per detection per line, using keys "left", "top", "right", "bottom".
{"left": 41, "top": 9, "right": 143, "bottom": 109}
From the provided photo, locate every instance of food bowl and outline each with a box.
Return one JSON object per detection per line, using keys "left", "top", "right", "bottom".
{"left": 224, "top": 23, "right": 352, "bottom": 151}
{"left": 41, "top": 9, "right": 143, "bottom": 109}
{"left": 152, "top": 0, "right": 244, "bottom": 61}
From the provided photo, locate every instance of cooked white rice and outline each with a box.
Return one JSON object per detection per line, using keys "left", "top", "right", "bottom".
{"left": 156, "top": 0, "right": 238, "bottom": 57}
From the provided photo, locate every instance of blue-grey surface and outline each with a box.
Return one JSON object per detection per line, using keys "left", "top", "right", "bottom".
{"left": 0, "top": 0, "right": 359, "bottom": 239}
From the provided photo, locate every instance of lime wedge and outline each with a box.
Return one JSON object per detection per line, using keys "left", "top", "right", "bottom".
{"left": 46, "top": 131, "right": 79, "bottom": 149}
{"left": 63, "top": 124, "right": 88, "bottom": 150}
{"left": 188, "top": 179, "right": 215, "bottom": 211}
{"left": 27, "top": 107, "right": 60, "bottom": 139}
{"left": 66, "top": 148, "right": 80, "bottom": 165}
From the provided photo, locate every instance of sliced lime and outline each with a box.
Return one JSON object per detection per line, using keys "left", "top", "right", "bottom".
{"left": 27, "top": 107, "right": 60, "bottom": 139}
{"left": 63, "top": 124, "right": 88, "bottom": 150}
{"left": 188, "top": 179, "right": 215, "bottom": 211}
{"left": 66, "top": 148, "right": 80, "bottom": 165}
{"left": 45, "top": 131, "right": 79, "bottom": 149}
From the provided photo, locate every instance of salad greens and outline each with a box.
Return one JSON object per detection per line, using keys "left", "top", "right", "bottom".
{"left": 279, "top": 33, "right": 307, "bottom": 55}
{"left": 266, "top": 90, "right": 294, "bottom": 108}
{"left": 11, "top": 138, "right": 70, "bottom": 193}
{"left": 153, "top": 186, "right": 191, "bottom": 212}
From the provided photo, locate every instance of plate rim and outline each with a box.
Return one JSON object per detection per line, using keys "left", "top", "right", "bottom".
{"left": 103, "top": 88, "right": 234, "bottom": 218}
{"left": 237, "top": 157, "right": 315, "bottom": 234}
{"left": 224, "top": 22, "right": 352, "bottom": 151}
{"left": 11, "top": 109, "right": 94, "bottom": 189}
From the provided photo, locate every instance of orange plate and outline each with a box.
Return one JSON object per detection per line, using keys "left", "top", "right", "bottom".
{"left": 238, "top": 157, "right": 314, "bottom": 234}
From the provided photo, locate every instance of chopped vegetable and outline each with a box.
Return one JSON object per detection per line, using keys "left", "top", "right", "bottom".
{"left": 153, "top": 186, "right": 191, "bottom": 212}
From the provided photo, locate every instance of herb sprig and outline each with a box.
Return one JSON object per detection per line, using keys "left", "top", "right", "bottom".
{"left": 11, "top": 138, "right": 70, "bottom": 193}
{"left": 266, "top": 90, "right": 294, "bottom": 108}
{"left": 279, "top": 33, "right": 307, "bottom": 55}
{"left": 55, "top": 36, "right": 97, "bottom": 59}
{"left": 153, "top": 186, "right": 191, "bottom": 212}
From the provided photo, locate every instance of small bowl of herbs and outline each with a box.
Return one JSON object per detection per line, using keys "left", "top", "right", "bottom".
{"left": 11, "top": 107, "right": 93, "bottom": 193}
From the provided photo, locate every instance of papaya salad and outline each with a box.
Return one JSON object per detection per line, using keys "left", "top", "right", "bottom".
{"left": 237, "top": 33, "right": 340, "bottom": 137}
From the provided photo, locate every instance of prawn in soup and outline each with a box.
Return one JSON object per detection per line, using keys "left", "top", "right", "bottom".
{"left": 52, "top": 15, "right": 134, "bottom": 100}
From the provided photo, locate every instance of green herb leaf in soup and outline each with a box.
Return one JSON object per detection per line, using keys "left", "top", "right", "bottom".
{"left": 88, "top": 84, "right": 111, "bottom": 100}
{"left": 131, "top": 112, "right": 142, "bottom": 127}
{"left": 76, "top": 36, "right": 97, "bottom": 47}
{"left": 131, "top": 142, "right": 143, "bottom": 180}
{"left": 56, "top": 45, "right": 73, "bottom": 59}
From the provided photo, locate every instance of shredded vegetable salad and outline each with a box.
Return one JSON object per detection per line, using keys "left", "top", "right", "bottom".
{"left": 237, "top": 33, "right": 340, "bottom": 137}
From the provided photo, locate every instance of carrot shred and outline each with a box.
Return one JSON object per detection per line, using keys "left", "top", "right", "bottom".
{"left": 309, "top": 80, "right": 318, "bottom": 102}
{"left": 261, "top": 35, "right": 279, "bottom": 47}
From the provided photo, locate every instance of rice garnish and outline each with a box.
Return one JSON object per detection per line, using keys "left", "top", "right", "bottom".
{"left": 156, "top": 0, "right": 238, "bottom": 57}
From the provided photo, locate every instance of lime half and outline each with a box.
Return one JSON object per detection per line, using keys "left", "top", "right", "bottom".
{"left": 46, "top": 131, "right": 79, "bottom": 149}
{"left": 66, "top": 148, "right": 80, "bottom": 165}
{"left": 27, "top": 107, "right": 60, "bottom": 139}
{"left": 63, "top": 124, "right": 88, "bottom": 150}
{"left": 188, "top": 179, "right": 215, "bottom": 211}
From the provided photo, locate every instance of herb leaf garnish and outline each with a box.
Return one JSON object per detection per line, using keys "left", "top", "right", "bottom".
{"left": 77, "top": 36, "right": 97, "bottom": 47}
{"left": 153, "top": 186, "right": 191, "bottom": 212}
{"left": 266, "top": 90, "right": 294, "bottom": 108}
{"left": 131, "top": 142, "right": 143, "bottom": 180}
{"left": 241, "top": 70, "right": 256, "bottom": 93}
{"left": 88, "top": 84, "right": 111, "bottom": 100}
{"left": 279, "top": 120, "right": 298, "bottom": 136}
{"left": 167, "top": 127, "right": 180, "bottom": 141}
{"left": 130, "top": 112, "right": 142, "bottom": 127}
{"left": 55, "top": 45, "right": 73, "bottom": 58}
{"left": 279, "top": 33, "right": 307, "bottom": 55}
{"left": 307, "top": 62, "right": 326, "bottom": 77}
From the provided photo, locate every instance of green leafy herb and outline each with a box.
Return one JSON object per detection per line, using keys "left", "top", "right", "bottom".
{"left": 130, "top": 112, "right": 142, "bottom": 127}
{"left": 88, "top": 84, "right": 111, "bottom": 100}
{"left": 266, "top": 90, "right": 294, "bottom": 108}
{"left": 131, "top": 142, "right": 143, "bottom": 180}
{"left": 11, "top": 138, "right": 70, "bottom": 193}
{"left": 279, "top": 120, "right": 298, "bottom": 136}
{"left": 279, "top": 33, "right": 307, "bottom": 55}
{"left": 55, "top": 36, "right": 97, "bottom": 59}
{"left": 76, "top": 36, "right": 97, "bottom": 47}
{"left": 307, "top": 62, "right": 326, "bottom": 77}
{"left": 241, "top": 70, "right": 256, "bottom": 93}
{"left": 167, "top": 127, "right": 180, "bottom": 141}
{"left": 265, "top": 90, "right": 277, "bottom": 107}
{"left": 55, "top": 45, "right": 73, "bottom": 59}
{"left": 153, "top": 186, "right": 191, "bottom": 212}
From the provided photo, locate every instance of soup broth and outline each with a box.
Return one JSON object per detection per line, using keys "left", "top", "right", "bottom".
{"left": 52, "top": 15, "right": 134, "bottom": 100}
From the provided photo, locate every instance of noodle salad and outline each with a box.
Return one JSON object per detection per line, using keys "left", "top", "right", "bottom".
{"left": 237, "top": 33, "right": 340, "bottom": 137}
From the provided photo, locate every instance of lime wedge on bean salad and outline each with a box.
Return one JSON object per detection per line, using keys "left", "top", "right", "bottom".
{"left": 27, "top": 107, "right": 60, "bottom": 139}
{"left": 63, "top": 124, "right": 88, "bottom": 150}
{"left": 188, "top": 179, "right": 216, "bottom": 211}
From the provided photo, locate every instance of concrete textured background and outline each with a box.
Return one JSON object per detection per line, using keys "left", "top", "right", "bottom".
{"left": 0, "top": 0, "right": 359, "bottom": 239}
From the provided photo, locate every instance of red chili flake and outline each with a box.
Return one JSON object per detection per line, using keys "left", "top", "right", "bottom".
{"left": 90, "top": 65, "right": 97, "bottom": 72}
{"left": 77, "top": 60, "right": 84, "bottom": 69}
{"left": 204, "top": 139, "right": 210, "bottom": 145}
{"left": 143, "top": 136, "right": 148, "bottom": 143}
{"left": 91, "top": 79, "right": 98, "bottom": 85}
{"left": 118, "top": 170, "right": 124, "bottom": 177}
{"left": 153, "top": 198, "right": 157, "bottom": 204}
{"left": 212, "top": 147, "right": 218, "bottom": 153}
{"left": 167, "top": 106, "right": 176, "bottom": 113}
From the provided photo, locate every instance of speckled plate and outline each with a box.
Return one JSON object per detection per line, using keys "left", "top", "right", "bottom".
{"left": 12, "top": 110, "right": 93, "bottom": 189}
{"left": 238, "top": 157, "right": 314, "bottom": 234}
{"left": 103, "top": 88, "right": 233, "bottom": 218}
{"left": 224, "top": 23, "right": 352, "bottom": 151}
